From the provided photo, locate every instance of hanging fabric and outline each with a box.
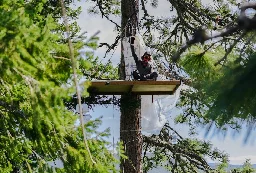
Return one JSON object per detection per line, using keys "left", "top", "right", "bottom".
{"left": 122, "top": 25, "right": 182, "bottom": 133}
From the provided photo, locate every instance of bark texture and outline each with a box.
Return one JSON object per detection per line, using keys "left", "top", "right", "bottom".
{"left": 120, "top": 0, "right": 142, "bottom": 173}
{"left": 120, "top": 94, "right": 142, "bottom": 173}
{"left": 119, "top": 0, "right": 139, "bottom": 80}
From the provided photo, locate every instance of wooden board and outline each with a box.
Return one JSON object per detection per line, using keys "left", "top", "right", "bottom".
{"left": 87, "top": 80, "right": 181, "bottom": 95}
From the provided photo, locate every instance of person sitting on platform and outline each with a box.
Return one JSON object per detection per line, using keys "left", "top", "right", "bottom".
{"left": 130, "top": 45, "right": 158, "bottom": 81}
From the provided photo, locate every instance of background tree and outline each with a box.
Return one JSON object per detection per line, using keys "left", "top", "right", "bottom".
{"left": 231, "top": 159, "right": 256, "bottom": 173}
{"left": 83, "top": 0, "right": 256, "bottom": 172}
{"left": 171, "top": 2, "right": 256, "bottom": 143}
{"left": 119, "top": 0, "right": 144, "bottom": 173}
{"left": 0, "top": 0, "right": 118, "bottom": 172}
{"left": 83, "top": 0, "right": 240, "bottom": 173}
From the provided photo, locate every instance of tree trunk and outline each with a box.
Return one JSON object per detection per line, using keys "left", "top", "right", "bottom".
{"left": 119, "top": 0, "right": 142, "bottom": 173}
{"left": 120, "top": 94, "right": 142, "bottom": 173}
{"left": 119, "top": 0, "right": 139, "bottom": 80}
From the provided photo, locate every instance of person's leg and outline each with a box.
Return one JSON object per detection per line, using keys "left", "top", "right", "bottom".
{"left": 132, "top": 70, "right": 141, "bottom": 80}
{"left": 140, "top": 75, "right": 147, "bottom": 81}
{"left": 148, "top": 72, "right": 158, "bottom": 80}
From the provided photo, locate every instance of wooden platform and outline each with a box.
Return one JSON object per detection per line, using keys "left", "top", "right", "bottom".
{"left": 87, "top": 80, "right": 181, "bottom": 95}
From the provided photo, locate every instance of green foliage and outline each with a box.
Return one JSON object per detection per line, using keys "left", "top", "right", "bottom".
{"left": 212, "top": 159, "right": 229, "bottom": 173}
{"left": 80, "top": 52, "right": 119, "bottom": 80}
{"left": 206, "top": 52, "right": 256, "bottom": 125}
{"left": 0, "top": 0, "right": 118, "bottom": 172}
{"left": 178, "top": 48, "right": 256, "bottom": 138}
{"left": 231, "top": 159, "right": 256, "bottom": 173}
{"left": 63, "top": 118, "right": 119, "bottom": 173}
{"left": 176, "top": 47, "right": 230, "bottom": 131}
{"left": 181, "top": 47, "right": 217, "bottom": 81}
{"left": 87, "top": 0, "right": 121, "bottom": 16}
{"left": 143, "top": 123, "right": 228, "bottom": 173}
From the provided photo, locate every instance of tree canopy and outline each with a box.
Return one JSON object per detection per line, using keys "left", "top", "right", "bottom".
{"left": 0, "top": 0, "right": 118, "bottom": 172}
{"left": 1, "top": 0, "right": 256, "bottom": 173}
{"left": 86, "top": 0, "right": 256, "bottom": 172}
{"left": 87, "top": 0, "right": 256, "bottom": 139}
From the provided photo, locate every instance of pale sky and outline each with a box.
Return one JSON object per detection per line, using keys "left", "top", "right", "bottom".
{"left": 76, "top": 0, "right": 256, "bottom": 165}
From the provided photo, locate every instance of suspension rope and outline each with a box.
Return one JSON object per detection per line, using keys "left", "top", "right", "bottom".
{"left": 59, "top": 0, "right": 95, "bottom": 164}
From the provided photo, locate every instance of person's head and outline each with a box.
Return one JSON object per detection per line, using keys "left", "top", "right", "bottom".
{"left": 141, "top": 52, "right": 151, "bottom": 63}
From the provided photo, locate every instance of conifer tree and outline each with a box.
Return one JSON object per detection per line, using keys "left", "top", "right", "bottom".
{"left": 0, "top": 0, "right": 118, "bottom": 172}
{"left": 72, "top": 0, "right": 256, "bottom": 172}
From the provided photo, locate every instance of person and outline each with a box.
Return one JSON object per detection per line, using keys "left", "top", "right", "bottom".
{"left": 130, "top": 45, "right": 158, "bottom": 81}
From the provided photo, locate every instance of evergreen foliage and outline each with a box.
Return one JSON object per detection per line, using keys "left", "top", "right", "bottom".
{"left": 85, "top": 0, "right": 256, "bottom": 172}
{"left": 231, "top": 159, "right": 256, "bottom": 173}
{"left": 0, "top": 0, "right": 118, "bottom": 172}
{"left": 2, "top": 0, "right": 254, "bottom": 172}
{"left": 143, "top": 123, "right": 228, "bottom": 173}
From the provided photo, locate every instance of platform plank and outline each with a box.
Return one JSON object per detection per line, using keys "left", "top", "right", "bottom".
{"left": 87, "top": 80, "right": 181, "bottom": 95}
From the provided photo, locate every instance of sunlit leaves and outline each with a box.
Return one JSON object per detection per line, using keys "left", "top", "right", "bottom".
{"left": 180, "top": 46, "right": 222, "bottom": 88}
{"left": 206, "top": 53, "right": 256, "bottom": 124}
{"left": 0, "top": 0, "right": 118, "bottom": 172}
{"left": 181, "top": 51, "right": 214, "bottom": 80}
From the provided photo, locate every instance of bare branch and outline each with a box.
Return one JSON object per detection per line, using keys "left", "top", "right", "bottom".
{"left": 98, "top": 43, "right": 111, "bottom": 49}
{"left": 140, "top": 0, "right": 149, "bottom": 18}
{"left": 172, "top": 2, "right": 256, "bottom": 62}
{"left": 95, "top": 0, "right": 121, "bottom": 29}
{"left": 214, "top": 31, "right": 247, "bottom": 66}
{"left": 140, "top": 0, "right": 151, "bottom": 33}
{"left": 99, "top": 35, "right": 120, "bottom": 58}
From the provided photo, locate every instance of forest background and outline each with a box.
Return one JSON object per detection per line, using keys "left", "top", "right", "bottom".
{"left": 76, "top": 0, "right": 256, "bottom": 165}
{"left": 1, "top": 0, "right": 256, "bottom": 172}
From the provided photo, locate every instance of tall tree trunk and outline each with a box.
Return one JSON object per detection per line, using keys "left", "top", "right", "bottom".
{"left": 119, "top": 0, "right": 142, "bottom": 173}
{"left": 120, "top": 94, "right": 142, "bottom": 173}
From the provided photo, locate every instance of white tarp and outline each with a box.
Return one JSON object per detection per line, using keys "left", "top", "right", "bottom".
{"left": 141, "top": 86, "right": 182, "bottom": 133}
{"left": 122, "top": 36, "right": 139, "bottom": 81}
{"left": 122, "top": 34, "right": 181, "bottom": 133}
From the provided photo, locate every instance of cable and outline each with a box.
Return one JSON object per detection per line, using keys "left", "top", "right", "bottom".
{"left": 59, "top": 0, "right": 95, "bottom": 164}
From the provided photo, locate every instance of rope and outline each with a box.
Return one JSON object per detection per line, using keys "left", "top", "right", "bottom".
{"left": 59, "top": 0, "right": 95, "bottom": 164}
{"left": 112, "top": 95, "right": 115, "bottom": 153}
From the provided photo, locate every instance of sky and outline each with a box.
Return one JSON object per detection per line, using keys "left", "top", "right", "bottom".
{"left": 75, "top": 0, "right": 256, "bottom": 165}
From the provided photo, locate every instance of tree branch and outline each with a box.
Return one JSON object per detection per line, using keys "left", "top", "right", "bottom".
{"left": 172, "top": 26, "right": 241, "bottom": 62}
{"left": 214, "top": 31, "right": 247, "bottom": 66}
{"left": 99, "top": 35, "right": 120, "bottom": 58}
{"left": 140, "top": 0, "right": 151, "bottom": 33}
{"left": 95, "top": 0, "right": 121, "bottom": 29}
{"left": 172, "top": 2, "right": 256, "bottom": 62}
{"left": 143, "top": 135, "right": 212, "bottom": 172}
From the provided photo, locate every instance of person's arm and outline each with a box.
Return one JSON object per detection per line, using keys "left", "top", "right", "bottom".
{"left": 130, "top": 44, "right": 139, "bottom": 64}
{"left": 150, "top": 64, "right": 154, "bottom": 73}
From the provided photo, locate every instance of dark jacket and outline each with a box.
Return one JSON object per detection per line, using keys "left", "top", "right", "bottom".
{"left": 130, "top": 45, "right": 153, "bottom": 76}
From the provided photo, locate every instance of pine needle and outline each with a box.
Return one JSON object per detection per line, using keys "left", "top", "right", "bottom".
{"left": 59, "top": 0, "right": 96, "bottom": 164}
